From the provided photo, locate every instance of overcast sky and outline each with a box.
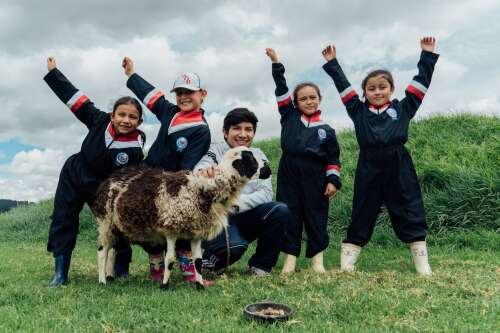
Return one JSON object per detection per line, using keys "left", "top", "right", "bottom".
{"left": 1, "top": 0, "right": 499, "bottom": 201}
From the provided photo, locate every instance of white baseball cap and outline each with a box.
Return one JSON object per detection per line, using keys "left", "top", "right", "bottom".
{"left": 170, "top": 73, "right": 202, "bottom": 92}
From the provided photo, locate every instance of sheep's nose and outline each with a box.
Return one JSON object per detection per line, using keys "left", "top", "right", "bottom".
{"left": 259, "top": 162, "right": 271, "bottom": 179}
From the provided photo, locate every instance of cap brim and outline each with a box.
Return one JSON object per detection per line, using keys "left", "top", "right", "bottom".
{"left": 170, "top": 85, "right": 200, "bottom": 93}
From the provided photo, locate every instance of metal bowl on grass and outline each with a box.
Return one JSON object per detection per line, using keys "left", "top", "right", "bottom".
{"left": 243, "top": 302, "right": 293, "bottom": 323}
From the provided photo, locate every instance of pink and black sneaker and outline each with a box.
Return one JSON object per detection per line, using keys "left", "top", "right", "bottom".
{"left": 177, "top": 250, "right": 215, "bottom": 287}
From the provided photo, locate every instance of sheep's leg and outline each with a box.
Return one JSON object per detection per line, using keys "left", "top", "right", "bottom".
{"left": 191, "top": 239, "right": 204, "bottom": 290}
{"left": 97, "top": 220, "right": 114, "bottom": 285}
{"left": 98, "top": 244, "right": 109, "bottom": 285}
{"left": 105, "top": 248, "right": 116, "bottom": 281}
{"left": 160, "top": 237, "right": 177, "bottom": 289}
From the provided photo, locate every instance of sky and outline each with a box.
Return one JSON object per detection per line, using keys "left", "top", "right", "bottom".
{"left": 1, "top": 0, "right": 499, "bottom": 202}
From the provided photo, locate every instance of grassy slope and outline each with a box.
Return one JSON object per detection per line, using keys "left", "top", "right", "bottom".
{"left": 0, "top": 114, "right": 498, "bottom": 332}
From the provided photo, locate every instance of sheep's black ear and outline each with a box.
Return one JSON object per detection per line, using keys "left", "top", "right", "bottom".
{"left": 232, "top": 151, "right": 258, "bottom": 178}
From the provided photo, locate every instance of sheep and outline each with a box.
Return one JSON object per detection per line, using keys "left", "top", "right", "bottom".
{"left": 91, "top": 146, "right": 271, "bottom": 289}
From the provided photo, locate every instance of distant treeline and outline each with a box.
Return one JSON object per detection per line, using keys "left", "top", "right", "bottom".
{"left": 0, "top": 199, "right": 30, "bottom": 213}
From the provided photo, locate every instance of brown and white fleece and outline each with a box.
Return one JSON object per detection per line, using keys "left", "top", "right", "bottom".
{"left": 91, "top": 146, "right": 271, "bottom": 289}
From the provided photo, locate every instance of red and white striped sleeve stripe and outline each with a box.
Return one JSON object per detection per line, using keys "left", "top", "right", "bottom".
{"left": 66, "top": 91, "right": 89, "bottom": 113}
{"left": 143, "top": 89, "right": 165, "bottom": 110}
{"left": 276, "top": 92, "right": 292, "bottom": 107}
{"left": 339, "top": 86, "right": 358, "bottom": 104}
{"left": 326, "top": 164, "right": 341, "bottom": 177}
{"left": 406, "top": 80, "right": 428, "bottom": 100}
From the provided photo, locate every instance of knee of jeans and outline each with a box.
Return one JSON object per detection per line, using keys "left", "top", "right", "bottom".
{"left": 270, "top": 203, "right": 290, "bottom": 224}
{"left": 228, "top": 242, "right": 248, "bottom": 262}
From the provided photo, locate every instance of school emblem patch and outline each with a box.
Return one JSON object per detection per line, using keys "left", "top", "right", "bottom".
{"left": 176, "top": 137, "right": 188, "bottom": 151}
{"left": 115, "top": 152, "right": 129, "bottom": 165}
{"left": 317, "top": 128, "right": 327, "bottom": 140}
{"left": 386, "top": 108, "right": 398, "bottom": 120}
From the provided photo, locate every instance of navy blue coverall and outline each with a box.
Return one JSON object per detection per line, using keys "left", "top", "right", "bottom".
{"left": 44, "top": 68, "right": 145, "bottom": 256}
{"left": 126, "top": 73, "right": 211, "bottom": 254}
{"left": 323, "top": 50, "right": 439, "bottom": 246}
{"left": 271, "top": 63, "right": 342, "bottom": 258}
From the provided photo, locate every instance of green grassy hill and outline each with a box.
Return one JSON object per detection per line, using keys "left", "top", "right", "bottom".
{"left": 0, "top": 114, "right": 498, "bottom": 332}
{"left": 1, "top": 114, "right": 498, "bottom": 243}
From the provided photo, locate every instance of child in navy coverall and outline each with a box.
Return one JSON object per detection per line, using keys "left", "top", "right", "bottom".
{"left": 266, "top": 48, "right": 342, "bottom": 273}
{"left": 322, "top": 37, "right": 438, "bottom": 275}
{"left": 121, "top": 57, "right": 211, "bottom": 283}
{"left": 44, "top": 57, "right": 145, "bottom": 287}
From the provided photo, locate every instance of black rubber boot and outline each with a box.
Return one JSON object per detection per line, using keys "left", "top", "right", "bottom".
{"left": 49, "top": 253, "right": 71, "bottom": 287}
{"left": 114, "top": 247, "right": 132, "bottom": 278}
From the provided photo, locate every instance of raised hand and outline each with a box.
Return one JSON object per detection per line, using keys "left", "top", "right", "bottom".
{"left": 47, "top": 57, "right": 57, "bottom": 71}
{"left": 122, "top": 57, "right": 135, "bottom": 77}
{"left": 265, "top": 48, "right": 279, "bottom": 63}
{"left": 321, "top": 44, "right": 336, "bottom": 62}
{"left": 420, "top": 37, "right": 436, "bottom": 53}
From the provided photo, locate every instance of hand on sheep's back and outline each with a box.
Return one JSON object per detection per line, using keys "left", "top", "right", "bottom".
{"left": 196, "top": 166, "right": 216, "bottom": 178}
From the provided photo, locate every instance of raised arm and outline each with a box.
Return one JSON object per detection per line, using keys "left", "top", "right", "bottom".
{"left": 321, "top": 44, "right": 363, "bottom": 120}
{"left": 43, "top": 57, "right": 104, "bottom": 128}
{"left": 266, "top": 48, "right": 295, "bottom": 118}
{"left": 123, "top": 57, "right": 177, "bottom": 121}
{"left": 400, "top": 37, "right": 439, "bottom": 119}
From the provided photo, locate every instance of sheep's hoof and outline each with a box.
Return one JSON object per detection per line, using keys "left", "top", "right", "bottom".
{"left": 196, "top": 282, "right": 205, "bottom": 290}
{"left": 106, "top": 276, "right": 115, "bottom": 283}
{"left": 159, "top": 282, "right": 170, "bottom": 290}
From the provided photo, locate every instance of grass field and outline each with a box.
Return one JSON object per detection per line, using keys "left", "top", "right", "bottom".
{"left": 0, "top": 114, "right": 498, "bottom": 332}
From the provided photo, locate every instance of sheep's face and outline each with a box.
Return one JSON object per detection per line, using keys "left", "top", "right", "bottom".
{"left": 221, "top": 146, "right": 271, "bottom": 180}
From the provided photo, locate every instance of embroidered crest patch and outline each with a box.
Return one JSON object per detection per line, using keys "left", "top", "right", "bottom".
{"left": 176, "top": 137, "right": 188, "bottom": 151}
{"left": 115, "top": 152, "right": 129, "bottom": 165}
{"left": 386, "top": 108, "right": 398, "bottom": 120}
{"left": 318, "top": 128, "right": 327, "bottom": 140}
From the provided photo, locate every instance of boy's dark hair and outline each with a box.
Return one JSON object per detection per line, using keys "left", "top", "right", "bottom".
{"left": 361, "top": 69, "right": 394, "bottom": 97}
{"left": 223, "top": 108, "right": 258, "bottom": 132}
{"left": 113, "top": 96, "right": 143, "bottom": 118}
{"left": 293, "top": 82, "right": 322, "bottom": 105}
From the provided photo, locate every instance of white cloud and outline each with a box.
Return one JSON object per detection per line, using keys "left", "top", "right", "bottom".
{"left": 0, "top": 149, "right": 66, "bottom": 202}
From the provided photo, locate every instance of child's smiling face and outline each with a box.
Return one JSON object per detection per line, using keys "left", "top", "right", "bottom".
{"left": 175, "top": 88, "right": 207, "bottom": 112}
{"left": 296, "top": 86, "right": 321, "bottom": 115}
{"left": 111, "top": 103, "right": 142, "bottom": 135}
{"left": 364, "top": 75, "right": 394, "bottom": 106}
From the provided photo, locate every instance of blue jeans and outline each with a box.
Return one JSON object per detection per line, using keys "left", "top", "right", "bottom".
{"left": 202, "top": 201, "right": 289, "bottom": 272}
